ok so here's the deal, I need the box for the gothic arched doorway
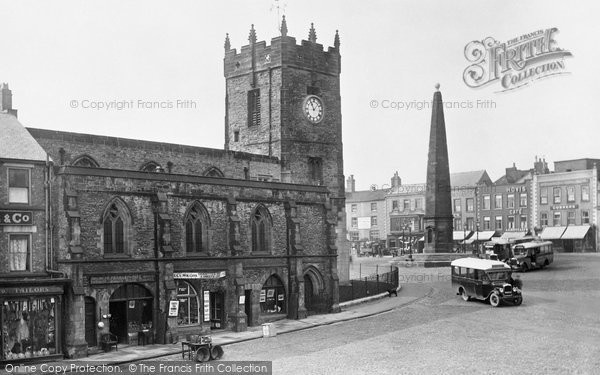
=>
[109,284,153,343]
[304,274,314,311]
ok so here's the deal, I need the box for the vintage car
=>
[450,257,522,307]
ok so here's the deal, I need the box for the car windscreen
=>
[513,247,528,256]
[486,271,509,281]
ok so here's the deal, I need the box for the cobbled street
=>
[155,254,599,374]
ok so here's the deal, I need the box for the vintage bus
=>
[509,241,554,272]
[450,258,522,307]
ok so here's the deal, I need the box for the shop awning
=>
[469,231,496,241]
[453,231,473,241]
[560,225,591,240]
[500,231,528,240]
[417,236,424,242]
[540,226,567,240]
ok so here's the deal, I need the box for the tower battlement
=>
[224,21,340,78]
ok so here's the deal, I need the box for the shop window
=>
[251,205,271,252]
[176,281,199,326]
[102,199,131,255]
[9,234,30,272]
[185,202,210,253]
[1,298,58,360]
[72,155,99,168]
[261,275,286,314]
[8,168,30,204]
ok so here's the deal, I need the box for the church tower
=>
[223,18,349,282]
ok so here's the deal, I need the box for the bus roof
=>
[450,257,511,271]
[512,241,554,249]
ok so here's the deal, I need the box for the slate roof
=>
[0,113,48,161]
[346,189,387,203]
[450,170,491,187]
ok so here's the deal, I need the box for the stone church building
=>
[0,18,348,361]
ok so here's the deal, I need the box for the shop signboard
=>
[0,211,33,225]
[203,291,210,322]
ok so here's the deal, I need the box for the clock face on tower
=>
[302,95,324,124]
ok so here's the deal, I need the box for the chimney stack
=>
[346,175,355,193]
[391,171,401,188]
[0,83,17,117]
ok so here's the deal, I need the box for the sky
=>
[1,0,598,191]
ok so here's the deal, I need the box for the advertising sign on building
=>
[168,300,179,317]
[203,291,210,322]
[357,217,371,229]
[173,271,226,279]
[0,211,33,225]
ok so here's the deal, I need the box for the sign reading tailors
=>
[203,291,210,322]
[1,211,33,225]
[168,301,179,317]
[173,271,226,279]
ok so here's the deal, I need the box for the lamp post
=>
[463,222,467,254]
[476,221,480,258]
[408,223,413,261]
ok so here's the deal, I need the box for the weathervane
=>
[270,0,287,32]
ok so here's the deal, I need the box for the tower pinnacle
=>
[308,23,317,43]
[249,24,257,44]
[334,30,340,49]
[224,33,231,51]
[280,15,288,36]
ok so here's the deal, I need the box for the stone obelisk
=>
[423,84,453,253]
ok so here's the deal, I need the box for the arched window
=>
[203,167,224,178]
[251,205,271,253]
[261,275,286,314]
[72,155,99,168]
[176,281,200,326]
[185,202,210,253]
[140,161,163,173]
[102,199,131,254]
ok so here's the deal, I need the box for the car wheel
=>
[521,263,528,272]
[514,296,523,306]
[489,292,501,307]
[460,288,470,302]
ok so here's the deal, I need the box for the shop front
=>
[260,275,286,321]
[108,284,153,344]
[0,282,66,363]
[172,271,227,336]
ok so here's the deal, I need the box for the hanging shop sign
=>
[173,271,226,280]
[203,291,210,322]
[0,211,33,225]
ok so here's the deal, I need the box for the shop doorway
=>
[210,292,225,330]
[84,297,97,347]
[109,284,153,344]
[244,290,252,326]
